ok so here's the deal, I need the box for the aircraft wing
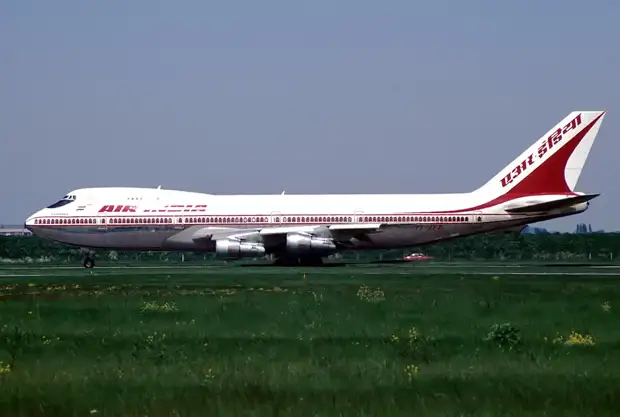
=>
[325,223,384,241]
[190,223,384,245]
[260,223,383,237]
[504,193,600,213]
[191,227,263,242]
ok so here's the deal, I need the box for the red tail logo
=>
[500,113,582,188]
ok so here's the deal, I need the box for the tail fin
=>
[474,111,606,199]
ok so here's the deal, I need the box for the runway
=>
[3,262,620,279]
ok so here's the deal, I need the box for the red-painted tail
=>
[474,111,607,199]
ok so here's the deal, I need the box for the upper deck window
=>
[46,194,76,209]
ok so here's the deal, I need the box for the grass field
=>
[0,262,619,416]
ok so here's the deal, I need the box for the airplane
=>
[25,110,606,268]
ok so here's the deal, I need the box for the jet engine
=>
[286,232,337,255]
[215,239,266,259]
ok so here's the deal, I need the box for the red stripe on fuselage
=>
[31,211,515,229]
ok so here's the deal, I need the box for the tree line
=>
[1,232,620,264]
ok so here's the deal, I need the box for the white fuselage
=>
[24,187,588,254]
[22,110,606,263]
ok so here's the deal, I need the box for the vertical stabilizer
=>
[474,111,606,199]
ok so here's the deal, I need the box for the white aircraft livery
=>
[25,111,606,267]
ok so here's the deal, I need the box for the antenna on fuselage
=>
[281,190,285,195]
[156,185,161,190]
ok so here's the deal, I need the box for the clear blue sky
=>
[2,0,619,231]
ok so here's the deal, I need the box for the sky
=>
[1,0,619,231]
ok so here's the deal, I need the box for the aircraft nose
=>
[24,211,40,230]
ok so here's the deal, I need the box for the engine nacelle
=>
[286,233,337,255]
[215,239,266,259]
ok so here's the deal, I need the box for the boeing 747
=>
[25,111,606,267]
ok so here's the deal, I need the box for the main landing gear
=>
[80,248,96,268]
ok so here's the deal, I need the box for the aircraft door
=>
[270,211,281,225]
[472,211,484,230]
[174,216,184,230]
[97,215,107,232]
[474,211,483,223]
[354,210,364,223]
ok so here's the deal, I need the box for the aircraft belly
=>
[351,219,534,249]
[103,228,177,250]
[351,224,457,248]
[28,227,110,249]
[29,226,177,251]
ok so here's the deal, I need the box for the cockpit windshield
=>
[46,194,76,209]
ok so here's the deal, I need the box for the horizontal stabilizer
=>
[504,193,600,213]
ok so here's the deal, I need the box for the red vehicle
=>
[403,252,433,261]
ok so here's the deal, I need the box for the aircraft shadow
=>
[238,262,349,268]
[237,259,409,267]
[237,261,605,268]
[539,263,606,267]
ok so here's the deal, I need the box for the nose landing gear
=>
[80,247,96,268]
[83,257,95,268]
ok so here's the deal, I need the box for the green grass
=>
[0,264,619,416]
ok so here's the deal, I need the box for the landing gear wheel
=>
[83,258,95,269]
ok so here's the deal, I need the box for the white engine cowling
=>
[215,239,266,259]
[286,232,337,255]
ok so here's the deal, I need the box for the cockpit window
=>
[46,194,76,209]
